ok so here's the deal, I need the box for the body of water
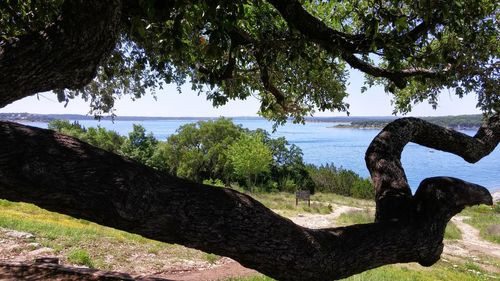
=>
[26,118,500,192]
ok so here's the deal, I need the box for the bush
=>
[307,163,374,199]
[351,178,375,199]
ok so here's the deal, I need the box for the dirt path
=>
[444,216,500,259]
[288,204,364,229]
[158,258,257,281]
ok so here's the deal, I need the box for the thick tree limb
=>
[0,121,493,280]
[0,0,121,107]
[267,0,449,87]
[342,54,450,89]
[366,114,500,222]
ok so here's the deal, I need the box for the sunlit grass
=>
[222,261,499,281]
[444,221,462,240]
[336,209,374,225]
[461,203,500,243]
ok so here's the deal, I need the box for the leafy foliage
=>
[120,124,159,166]
[4,1,497,122]
[307,163,374,199]
[48,118,372,196]
[48,120,124,153]
[227,132,273,189]
[155,118,245,183]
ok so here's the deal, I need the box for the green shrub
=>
[307,163,374,199]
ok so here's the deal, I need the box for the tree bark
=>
[0,0,122,107]
[0,121,493,280]
[366,115,500,222]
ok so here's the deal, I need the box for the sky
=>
[0,69,481,117]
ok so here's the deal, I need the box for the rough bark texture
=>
[0,0,121,107]
[0,1,498,280]
[0,121,493,280]
[0,261,169,281]
[366,115,500,222]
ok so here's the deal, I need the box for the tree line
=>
[336,114,484,129]
[48,118,373,199]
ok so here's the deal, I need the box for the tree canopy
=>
[1,0,498,123]
[0,1,499,280]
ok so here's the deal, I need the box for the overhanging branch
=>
[266,0,450,87]
[366,114,500,222]
[0,121,491,280]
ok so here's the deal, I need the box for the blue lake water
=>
[26,118,500,192]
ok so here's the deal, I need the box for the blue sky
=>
[0,69,481,117]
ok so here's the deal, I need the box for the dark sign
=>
[295,190,310,206]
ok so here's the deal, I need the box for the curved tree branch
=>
[0,0,121,107]
[0,121,492,280]
[342,54,450,89]
[266,0,450,87]
[366,114,500,222]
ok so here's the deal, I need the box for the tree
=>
[261,132,311,192]
[155,118,245,182]
[227,133,273,188]
[0,1,499,280]
[120,124,159,166]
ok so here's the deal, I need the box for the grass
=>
[67,249,94,268]
[444,221,462,240]
[221,261,498,281]
[312,193,375,208]
[203,253,221,264]
[336,209,374,225]
[340,262,495,281]
[0,199,215,272]
[239,190,333,216]
[461,203,500,243]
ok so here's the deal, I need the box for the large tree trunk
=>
[0,120,495,280]
[0,0,121,107]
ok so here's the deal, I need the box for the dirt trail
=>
[444,216,500,259]
[288,204,364,229]
[158,258,257,281]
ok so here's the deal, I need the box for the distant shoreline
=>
[330,114,483,131]
[332,124,481,131]
[0,113,484,131]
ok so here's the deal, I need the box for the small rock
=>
[28,247,54,256]
[4,230,35,239]
[486,224,500,236]
[27,242,41,249]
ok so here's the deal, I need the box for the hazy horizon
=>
[0,69,482,118]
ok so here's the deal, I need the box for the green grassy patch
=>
[336,209,374,226]
[0,199,215,272]
[461,203,500,243]
[203,253,221,264]
[240,191,332,216]
[233,189,374,216]
[444,221,462,240]
[341,262,494,281]
[67,249,94,268]
[222,261,498,281]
